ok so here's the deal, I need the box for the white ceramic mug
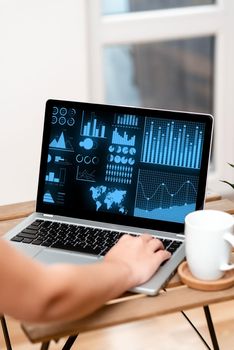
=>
[185,209,234,280]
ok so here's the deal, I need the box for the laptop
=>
[4,99,213,295]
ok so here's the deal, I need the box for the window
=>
[103,37,214,114]
[102,0,215,15]
[86,0,234,194]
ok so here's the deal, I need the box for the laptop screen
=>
[37,100,213,233]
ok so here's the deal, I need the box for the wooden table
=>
[0,197,234,350]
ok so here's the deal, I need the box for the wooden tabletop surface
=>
[0,196,234,344]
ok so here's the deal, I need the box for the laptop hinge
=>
[42,214,54,218]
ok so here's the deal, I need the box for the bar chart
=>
[112,128,136,146]
[115,113,139,127]
[81,111,106,138]
[141,119,205,169]
[45,169,66,184]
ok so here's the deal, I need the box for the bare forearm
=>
[0,234,170,323]
[37,261,132,323]
[0,241,131,323]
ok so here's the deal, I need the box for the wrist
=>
[102,258,135,291]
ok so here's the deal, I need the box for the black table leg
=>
[181,310,211,349]
[203,305,220,350]
[61,334,79,350]
[0,315,12,350]
[40,334,78,350]
[40,341,51,350]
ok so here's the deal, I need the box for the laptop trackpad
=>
[35,249,99,265]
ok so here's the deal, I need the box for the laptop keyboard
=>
[11,220,182,257]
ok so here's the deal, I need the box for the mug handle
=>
[220,232,234,271]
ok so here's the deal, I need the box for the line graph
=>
[76,166,96,182]
[134,169,199,223]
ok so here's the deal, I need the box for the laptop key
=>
[41,240,53,247]
[51,241,75,250]
[30,220,42,227]
[32,239,43,245]
[22,238,33,243]
[21,228,38,234]
[162,239,173,249]
[41,221,52,228]
[51,241,101,256]
[169,241,182,248]
[11,236,23,242]
[39,227,49,235]
[167,241,182,254]
[18,232,38,239]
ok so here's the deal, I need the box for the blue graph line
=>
[134,169,199,223]
[138,179,197,207]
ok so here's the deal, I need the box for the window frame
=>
[86,0,234,195]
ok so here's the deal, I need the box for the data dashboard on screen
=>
[39,101,208,224]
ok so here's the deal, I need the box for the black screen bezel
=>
[36,99,213,234]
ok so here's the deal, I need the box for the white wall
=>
[0,0,88,205]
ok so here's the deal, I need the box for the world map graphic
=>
[90,186,127,213]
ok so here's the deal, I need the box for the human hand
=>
[104,234,171,287]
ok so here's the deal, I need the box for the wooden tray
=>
[178,261,234,291]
